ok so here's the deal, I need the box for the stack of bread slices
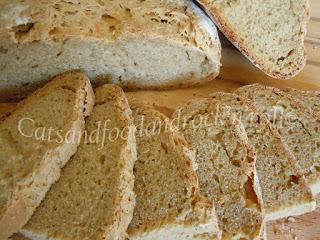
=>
[1,71,319,240]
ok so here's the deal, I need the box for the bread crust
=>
[0,71,94,239]
[196,0,310,79]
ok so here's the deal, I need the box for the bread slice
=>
[236,84,320,195]
[173,99,263,240]
[284,88,320,119]
[128,103,221,240]
[18,84,136,240]
[0,71,94,239]
[195,0,310,79]
[210,92,315,221]
[0,0,221,100]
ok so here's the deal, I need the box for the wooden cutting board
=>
[1,1,319,239]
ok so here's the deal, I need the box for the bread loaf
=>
[128,103,221,240]
[173,99,263,240]
[0,0,221,100]
[210,92,316,221]
[195,0,310,79]
[20,85,136,240]
[0,71,94,239]
[236,84,320,195]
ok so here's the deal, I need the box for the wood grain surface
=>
[1,1,319,239]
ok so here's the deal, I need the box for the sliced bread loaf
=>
[173,99,263,240]
[0,0,221,100]
[128,103,221,240]
[236,84,320,195]
[284,88,320,119]
[0,71,94,239]
[210,92,315,221]
[19,85,136,240]
[195,0,310,79]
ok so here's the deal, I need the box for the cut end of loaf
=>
[0,37,220,99]
[197,0,310,79]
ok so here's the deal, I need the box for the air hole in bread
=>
[125,7,132,18]
[0,46,8,54]
[56,51,63,57]
[231,160,241,168]
[61,85,76,93]
[22,82,31,87]
[289,175,300,186]
[222,217,228,225]
[212,174,219,184]
[97,0,105,6]
[49,27,59,36]
[11,23,34,41]
[160,142,168,154]
[94,101,107,106]
[244,177,259,209]
[99,155,106,165]
[101,13,118,21]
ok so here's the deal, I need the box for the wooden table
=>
[1,1,319,239]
